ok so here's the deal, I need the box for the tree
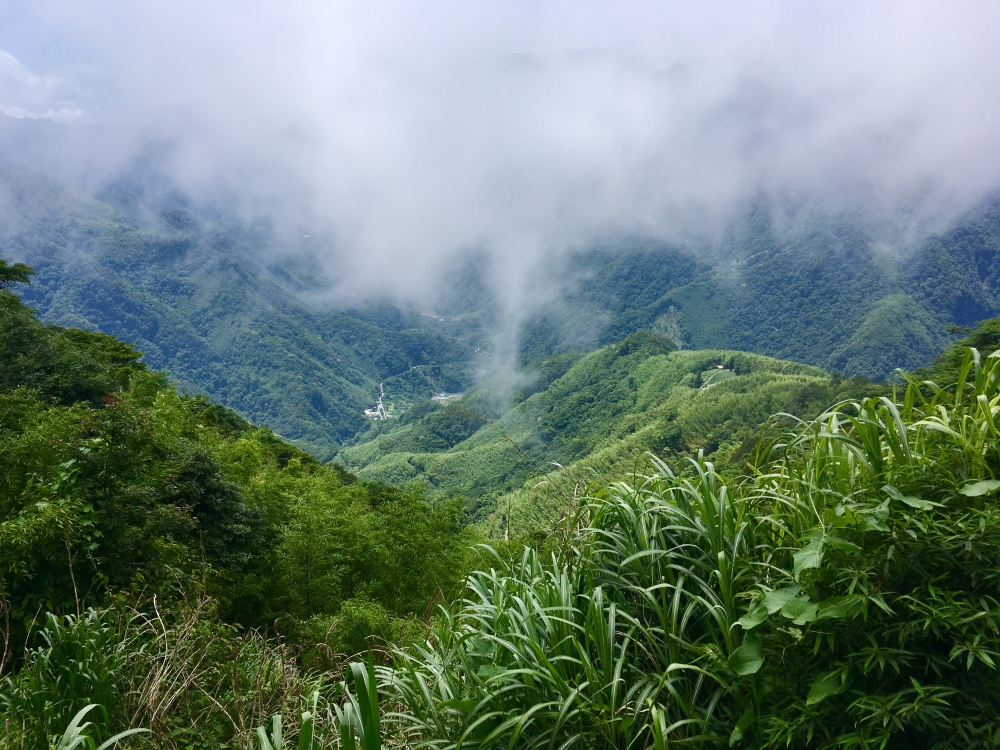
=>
[0,259,34,289]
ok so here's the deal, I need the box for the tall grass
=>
[1,598,327,749]
[52,706,146,750]
[389,453,758,748]
[388,347,1000,747]
[1,609,130,748]
[743,348,1000,746]
[250,660,384,750]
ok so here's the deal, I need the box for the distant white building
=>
[432,392,464,404]
[365,383,392,419]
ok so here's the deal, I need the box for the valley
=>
[0,60,1000,750]
[4,160,1000,463]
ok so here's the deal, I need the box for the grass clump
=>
[386,346,1000,748]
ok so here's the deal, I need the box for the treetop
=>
[0,259,35,289]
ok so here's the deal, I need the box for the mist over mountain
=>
[4,2,1000,301]
[3,2,1000,452]
[4,150,999,457]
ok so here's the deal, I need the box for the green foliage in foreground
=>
[53,705,146,750]
[386,347,1000,748]
[7,248,1000,746]
[6,332,1000,747]
[0,284,474,747]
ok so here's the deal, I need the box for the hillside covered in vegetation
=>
[5,256,1000,748]
[340,329,880,531]
[0,275,475,746]
[520,195,1000,380]
[4,161,1000,458]
[0,165,484,458]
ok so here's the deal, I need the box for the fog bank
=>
[2,1,1000,312]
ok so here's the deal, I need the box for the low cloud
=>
[3,1,1000,315]
[0,50,85,123]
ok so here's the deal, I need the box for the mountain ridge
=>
[4,157,1000,454]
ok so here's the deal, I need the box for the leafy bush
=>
[748,350,1000,746]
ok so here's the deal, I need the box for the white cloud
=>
[5,1,1000,310]
[0,49,86,123]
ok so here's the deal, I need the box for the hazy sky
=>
[2,1,1000,303]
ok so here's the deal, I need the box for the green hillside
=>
[0,282,475,746]
[6,265,999,747]
[339,330,880,529]
[0,165,481,456]
[388,343,1000,748]
[520,198,1000,379]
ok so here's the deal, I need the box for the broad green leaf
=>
[824,507,851,527]
[815,595,858,621]
[762,586,800,614]
[825,536,861,552]
[959,479,1000,497]
[780,596,818,625]
[298,711,315,750]
[729,707,755,747]
[729,636,763,676]
[860,501,891,532]
[257,727,276,750]
[806,672,847,705]
[738,606,768,630]
[898,495,941,509]
[793,541,823,579]
[650,706,668,750]
[884,484,941,509]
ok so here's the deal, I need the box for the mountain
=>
[0,163,482,457]
[520,197,1000,379]
[4,140,1000,456]
[339,330,881,530]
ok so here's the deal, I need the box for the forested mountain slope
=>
[4,148,1000,457]
[0,165,480,456]
[0,284,473,744]
[521,197,1000,379]
[339,330,879,526]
